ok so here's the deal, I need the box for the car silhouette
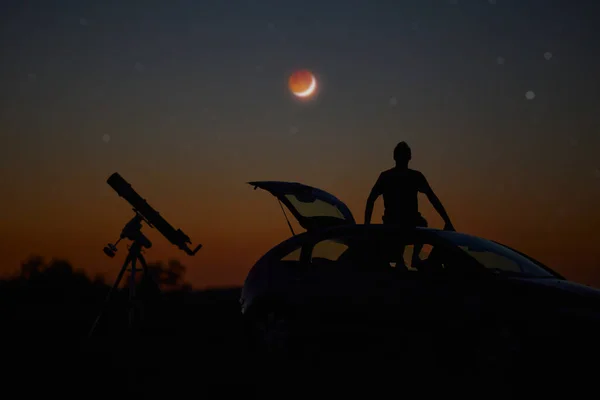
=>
[240,181,600,374]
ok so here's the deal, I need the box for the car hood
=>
[513,277,600,299]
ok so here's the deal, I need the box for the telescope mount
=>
[88,210,156,337]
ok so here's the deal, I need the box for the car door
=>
[285,228,488,353]
[376,231,494,345]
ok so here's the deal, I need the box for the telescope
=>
[106,172,202,256]
[89,172,202,337]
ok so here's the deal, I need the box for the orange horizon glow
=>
[2,166,599,290]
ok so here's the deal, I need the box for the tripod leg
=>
[128,256,137,331]
[88,253,133,338]
[136,253,161,332]
[138,253,149,276]
[138,253,159,290]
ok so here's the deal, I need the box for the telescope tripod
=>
[88,213,155,338]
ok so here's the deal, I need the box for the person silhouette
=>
[364,141,455,268]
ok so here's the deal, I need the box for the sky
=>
[1,0,599,289]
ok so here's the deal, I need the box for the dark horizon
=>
[5,253,247,292]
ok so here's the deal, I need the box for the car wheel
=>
[263,310,292,355]
[474,322,523,376]
[247,306,294,360]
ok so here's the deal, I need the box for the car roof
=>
[277,223,471,245]
[319,223,455,237]
[317,224,524,252]
[260,223,564,280]
[309,224,561,274]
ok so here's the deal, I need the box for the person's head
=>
[393,141,412,166]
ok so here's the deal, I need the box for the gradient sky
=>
[1,0,599,289]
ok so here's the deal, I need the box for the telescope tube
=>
[107,173,198,254]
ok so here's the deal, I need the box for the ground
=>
[2,286,598,397]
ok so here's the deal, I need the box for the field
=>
[2,259,599,397]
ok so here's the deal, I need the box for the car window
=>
[308,233,464,274]
[395,243,434,270]
[284,194,346,219]
[435,231,555,278]
[281,247,301,261]
[387,241,464,274]
[459,246,521,273]
[310,239,349,262]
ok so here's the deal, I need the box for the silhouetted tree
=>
[164,259,186,287]
[20,255,45,279]
[181,283,192,292]
[93,274,106,286]
[14,255,191,297]
[132,258,189,291]
[12,255,108,300]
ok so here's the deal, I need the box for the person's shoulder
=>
[379,168,394,178]
[408,168,427,181]
[407,168,425,176]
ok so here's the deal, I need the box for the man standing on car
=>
[364,141,455,266]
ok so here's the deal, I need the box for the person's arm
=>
[364,175,383,224]
[418,173,455,231]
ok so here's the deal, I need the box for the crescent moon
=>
[294,75,317,98]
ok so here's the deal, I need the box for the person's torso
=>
[379,167,422,222]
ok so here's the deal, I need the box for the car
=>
[240,180,600,376]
